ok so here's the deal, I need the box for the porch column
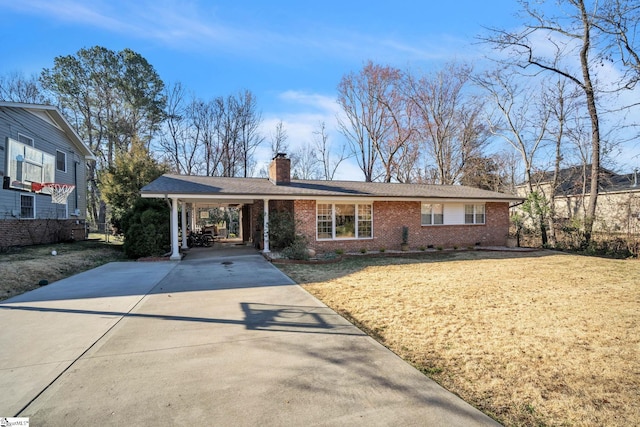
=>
[170,197,181,260]
[263,199,270,253]
[191,204,197,232]
[238,205,243,242]
[180,202,188,250]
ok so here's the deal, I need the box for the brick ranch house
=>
[141,154,523,260]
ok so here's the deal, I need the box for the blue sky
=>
[0,0,637,178]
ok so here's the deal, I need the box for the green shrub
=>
[401,225,409,244]
[335,249,344,255]
[281,235,310,260]
[268,211,296,250]
[122,198,170,258]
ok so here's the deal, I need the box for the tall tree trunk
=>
[579,0,600,244]
[547,138,561,247]
[526,170,548,246]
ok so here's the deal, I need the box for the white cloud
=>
[0,0,471,67]
[0,0,134,33]
[0,0,258,51]
[255,90,363,180]
[278,91,341,116]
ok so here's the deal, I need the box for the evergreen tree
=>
[101,137,168,232]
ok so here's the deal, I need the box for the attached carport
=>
[140,189,272,260]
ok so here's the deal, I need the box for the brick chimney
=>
[269,153,291,185]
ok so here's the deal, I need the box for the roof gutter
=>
[141,191,523,204]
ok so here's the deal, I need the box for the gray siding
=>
[0,106,88,220]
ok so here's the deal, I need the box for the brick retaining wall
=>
[0,219,86,247]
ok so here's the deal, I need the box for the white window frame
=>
[20,194,35,219]
[465,204,486,224]
[421,203,444,226]
[316,202,373,240]
[56,150,67,173]
[6,138,55,191]
[18,133,34,146]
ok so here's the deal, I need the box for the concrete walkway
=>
[0,247,499,426]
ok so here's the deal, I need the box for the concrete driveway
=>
[0,247,499,426]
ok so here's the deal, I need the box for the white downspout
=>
[170,197,181,260]
[263,199,270,253]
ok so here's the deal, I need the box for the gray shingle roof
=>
[529,165,640,196]
[141,174,522,202]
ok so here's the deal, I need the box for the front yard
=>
[0,240,126,301]
[277,250,639,427]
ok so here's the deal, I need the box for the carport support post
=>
[238,205,243,242]
[263,199,270,253]
[180,202,188,250]
[170,197,181,260]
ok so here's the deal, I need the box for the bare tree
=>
[371,67,414,182]
[191,98,221,176]
[235,90,264,177]
[597,1,640,91]
[158,88,263,178]
[481,0,640,242]
[494,149,522,194]
[475,70,549,188]
[539,79,584,246]
[312,121,349,180]
[292,143,320,180]
[0,71,50,103]
[406,63,488,185]
[337,61,401,182]
[392,137,421,183]
[270,120,289,158]
[158,82,201,174]
[460,156,505,192]
[475,69,551,243]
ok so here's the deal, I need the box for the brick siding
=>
[268,157,291,185]
[0,219,86,247]
[294,200,510,253]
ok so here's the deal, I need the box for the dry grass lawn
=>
[0,240,126,301]
[277,250,640,427]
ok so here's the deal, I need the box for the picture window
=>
[317,203,373,240]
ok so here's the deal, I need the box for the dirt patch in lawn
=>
[0,240,127,301]
[278,250,640,427]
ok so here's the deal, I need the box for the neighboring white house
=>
[0,102,95,246]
